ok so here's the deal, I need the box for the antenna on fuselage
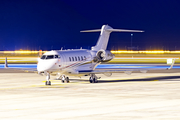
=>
[61,47,63,51]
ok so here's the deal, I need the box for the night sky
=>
[0,0,180,50]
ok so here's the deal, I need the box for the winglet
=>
[4,57,8,68]
[167,59,176,70]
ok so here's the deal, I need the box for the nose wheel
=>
[44,72,70,85]
[45,81,51,85]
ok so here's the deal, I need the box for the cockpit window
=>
[54,55,60,59]
[41,55,46,59]
[40,55,60,60]
[46,55,54,59]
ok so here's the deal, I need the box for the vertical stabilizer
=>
[81,25,144,51]
[91,25,113,51]
[5,57,8,68]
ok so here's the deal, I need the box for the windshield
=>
[41,55,60,59]
[41,55,46,59]
[46,55,54,59]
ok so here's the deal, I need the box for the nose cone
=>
[37,59,58,72]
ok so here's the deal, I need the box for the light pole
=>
[131,34,133,50]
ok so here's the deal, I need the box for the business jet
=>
[35,25,176,85]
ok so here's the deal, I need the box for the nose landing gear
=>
[45,72,51,85]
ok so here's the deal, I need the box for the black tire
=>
[66,77,70,83]
[90,80,93,83]
[93,78,98,83]
[93,78,96,83]
[89,77,93,83]
[45,81,48,85]
[48,81,51,85]
[62,80,64,83]
[45,81,51,85]
[47,81,51,85]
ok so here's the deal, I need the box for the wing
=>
[3,57,37,73]
[79,59,176,75]
[4,68,37,73]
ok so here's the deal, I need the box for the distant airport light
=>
[1,50,180,54]
[3,50,48,54]
[111,50,180,54]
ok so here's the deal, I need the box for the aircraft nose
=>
[37,62,46,72]
[37,60,58,72]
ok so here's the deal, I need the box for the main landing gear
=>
[89,74,99,83]
[45,73,70,85]
[61,75,70,83]
[56,74,70,83]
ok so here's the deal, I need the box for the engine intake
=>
[94,50,114,62]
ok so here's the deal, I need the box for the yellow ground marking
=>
[0,83,67,90]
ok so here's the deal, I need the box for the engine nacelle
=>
[94,50,114,62]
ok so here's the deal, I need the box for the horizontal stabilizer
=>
[81,28,144,33]
[80,29,101,32]
[81,25,144,51]
[106,29,144,33]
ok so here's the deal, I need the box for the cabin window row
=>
[69,56,86,62]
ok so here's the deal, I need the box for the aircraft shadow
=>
[70,75,180,83]
[98,76,180,83]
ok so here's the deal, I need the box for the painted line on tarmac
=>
[0,83,69,90]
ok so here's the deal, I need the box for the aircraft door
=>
[59,53,66,68]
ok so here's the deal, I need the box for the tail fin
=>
[81,25,144,51]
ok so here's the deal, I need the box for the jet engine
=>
[93,50,114,62]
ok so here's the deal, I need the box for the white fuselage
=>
[37,49,101,76]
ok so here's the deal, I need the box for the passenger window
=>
[69,57,71,61]
[46,55,54,59]
[81,56,83,60]
[72,57,74,61]
[78,56,80,61]
[75,57,77,61]
[84,56,86,60]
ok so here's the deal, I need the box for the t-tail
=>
[81,25,144,51]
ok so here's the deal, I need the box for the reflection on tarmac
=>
[0,64,180,69]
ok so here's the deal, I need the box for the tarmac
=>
[0,69,180,120]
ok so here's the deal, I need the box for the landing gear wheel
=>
[89,77,93,83]
[66,77,70,83]
[45,81,48,85]
[45,81,51,85]
[62,80,64,83]
[93,78,98,83]
[48,81,51,85]
[89,74,99,83]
